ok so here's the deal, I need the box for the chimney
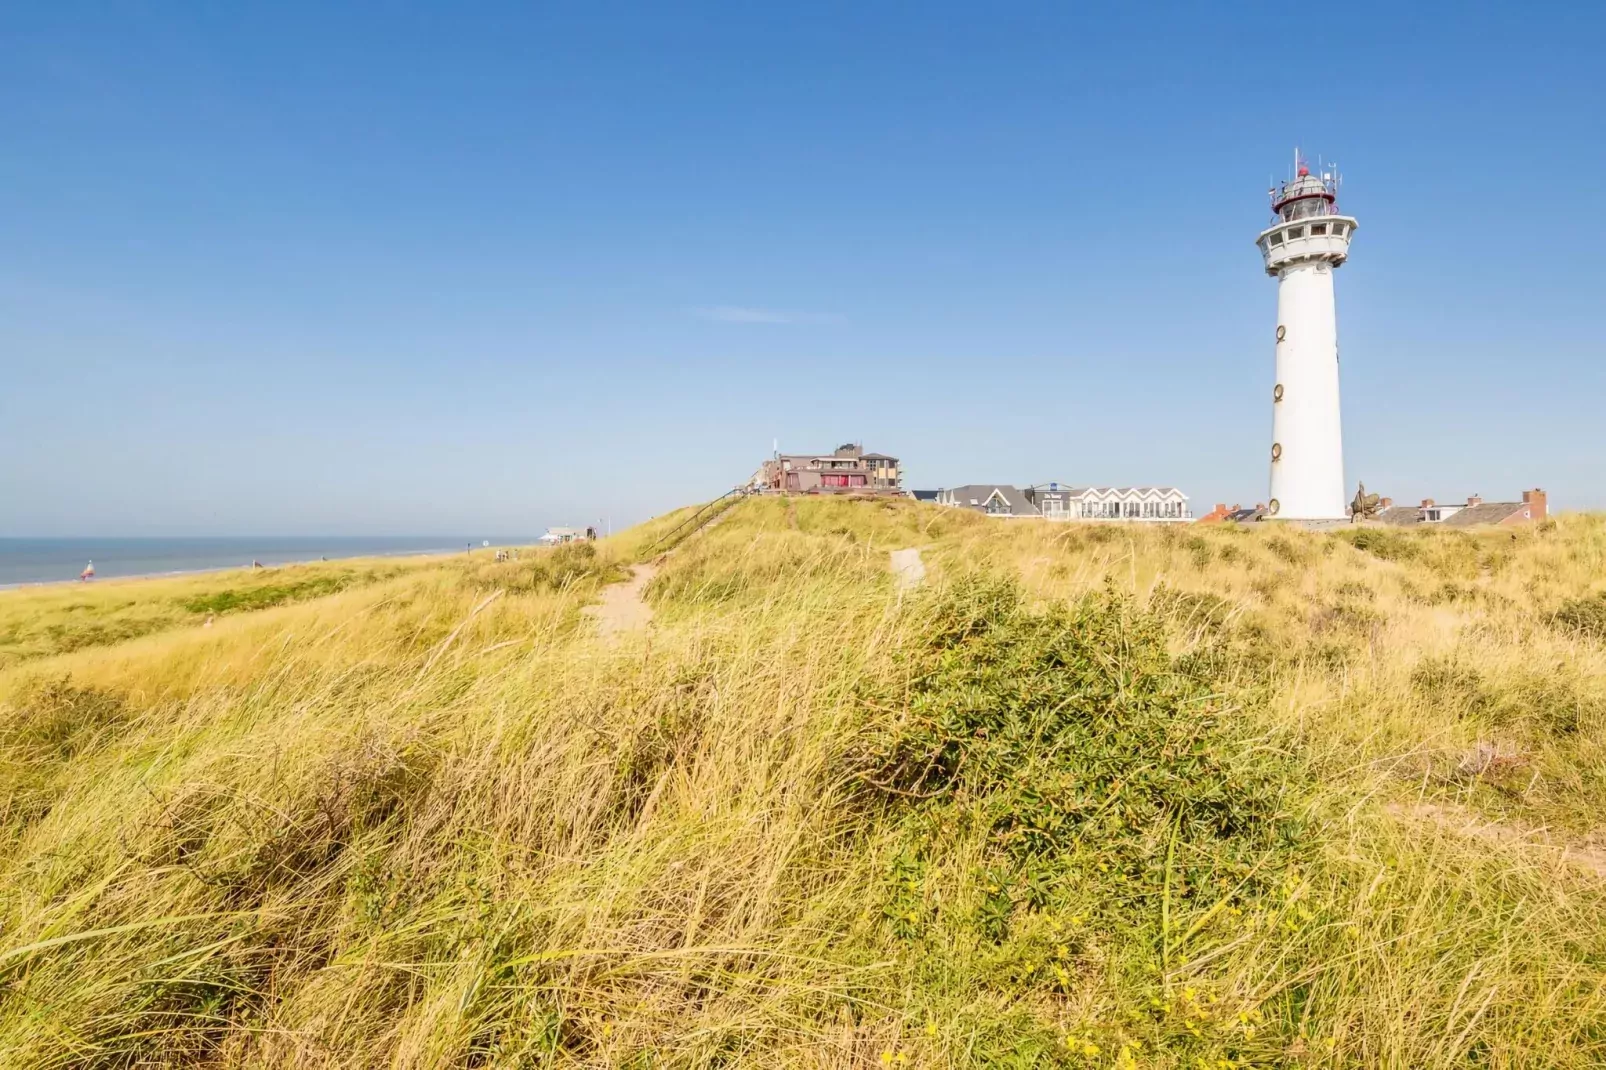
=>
[1466,495,1483,507]
[1522,488,1548,520]
[1421,498,1435,509]
[1379,497,1393,508]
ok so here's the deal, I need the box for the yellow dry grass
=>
[0,498,1603,1068]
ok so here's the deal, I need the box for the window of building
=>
[1310,223,1327,235]
[1269,231,1284,246]
[985,495,1011,516]
[1286,226,1304,239]
[1333,223,1347,236]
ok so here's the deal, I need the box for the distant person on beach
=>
[586,526,597,540]
[79,561,95,582]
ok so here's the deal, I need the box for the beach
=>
[0,536,533,588]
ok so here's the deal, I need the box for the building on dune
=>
[755,444,902,494]
[1376,489,1546,527]
[931,483,1191,521]
[1193,489,1548,527]
[1196,503,1268,524]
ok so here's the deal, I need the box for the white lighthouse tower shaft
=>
[1257,155,1357,520]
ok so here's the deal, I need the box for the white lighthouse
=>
[1256,152,1357,520]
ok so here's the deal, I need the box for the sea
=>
[0,537,534,588]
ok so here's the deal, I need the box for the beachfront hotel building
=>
[932,484,1191,521]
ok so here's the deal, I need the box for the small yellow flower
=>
[925,1021,938,1038]
[880,1051,894,1066]
[1081,1041,1101,1057]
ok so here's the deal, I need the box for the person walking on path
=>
[79,560,95,582]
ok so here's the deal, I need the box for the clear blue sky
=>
[3,2,1602,535]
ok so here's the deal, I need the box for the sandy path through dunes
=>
[581,563,658,641]
[890,547,925,590]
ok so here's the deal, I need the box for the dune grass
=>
[0,500,1604,1067]
[0,556,451,668]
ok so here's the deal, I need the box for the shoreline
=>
[0,544,481,592]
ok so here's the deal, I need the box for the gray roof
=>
[946,484,1040,515]
[909,489,940,502]
[1375,506,1423,526]
[1378,501,1529,527]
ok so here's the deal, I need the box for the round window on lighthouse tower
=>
[1274,384,1285,402]
[1271,442,1283,461]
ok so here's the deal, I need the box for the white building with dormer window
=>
[930,483,1191,521]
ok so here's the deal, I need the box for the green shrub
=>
[853,576,1310,961]
[180,573,360,615]
[1337,528,1419,561]
[460,542,622,594]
